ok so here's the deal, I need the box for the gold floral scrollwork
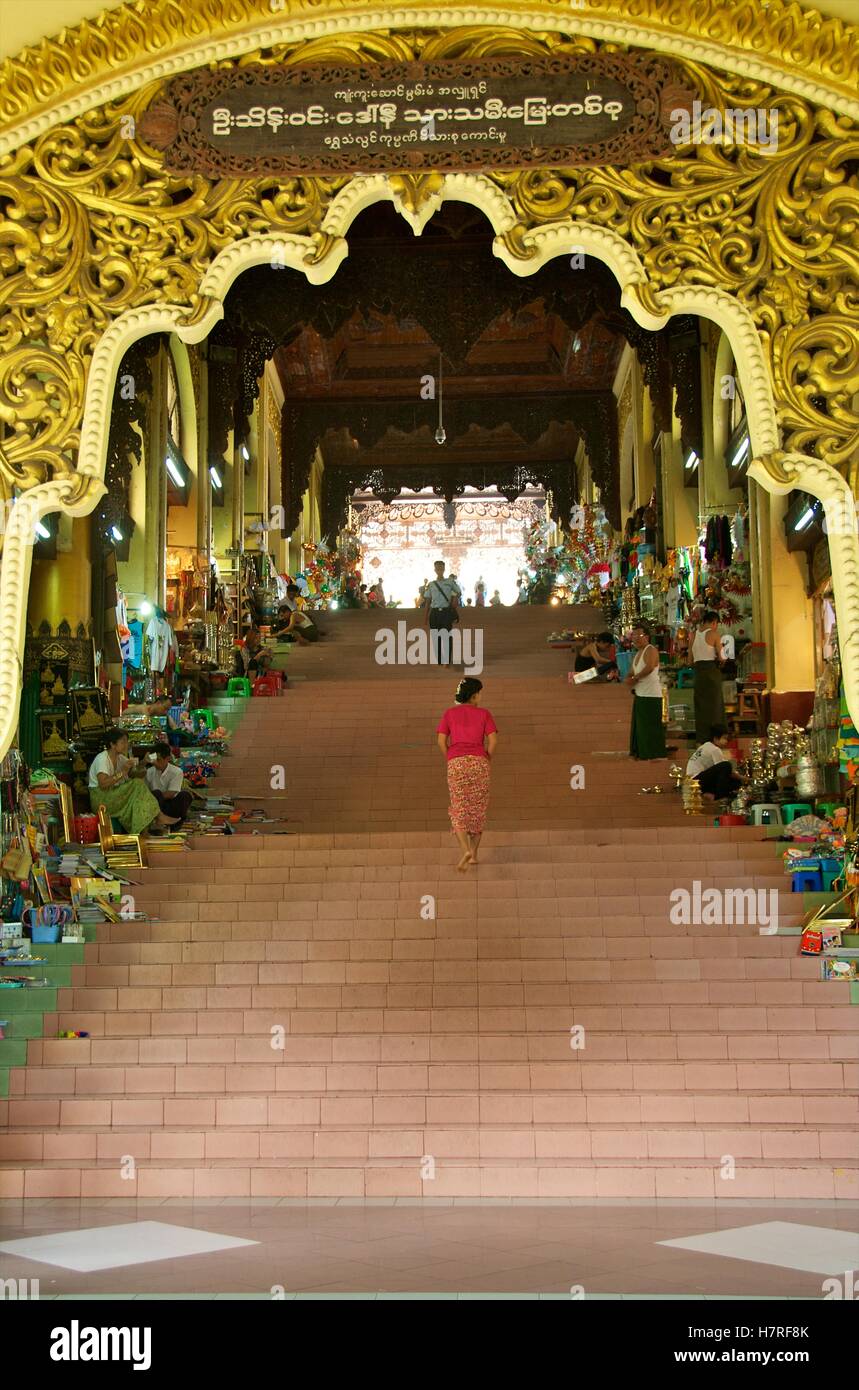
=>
[0,27,857,502]
[388,173,446,216]
[750,451,796,489]
[305,230,345,267]
[497,223,539,263]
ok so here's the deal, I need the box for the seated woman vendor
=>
[234,627,273,677]
[575,632,618,680]
[89,728,179,834]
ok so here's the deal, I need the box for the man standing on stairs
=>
[423,560,462,666]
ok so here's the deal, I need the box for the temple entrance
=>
[352,487,546,607]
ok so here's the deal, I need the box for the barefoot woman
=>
[436,677,498,870]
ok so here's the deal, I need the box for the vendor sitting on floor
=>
[686,724,742,800]
[273,586,320,644]
[234,627,273,677]
[574,631,619,681]
[89,728,179,834]
[145,742,193,827]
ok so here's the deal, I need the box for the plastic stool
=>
[816,801,839,820]
[819,858,842,891]
[676,668,695,689]
[192,707,216,730]
[791,869,823,892]
[781,802,812,824]
[226,677,251,697]
[252,674,280,697]
[751,803,783,826]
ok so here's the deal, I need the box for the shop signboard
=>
[139,53,693,177]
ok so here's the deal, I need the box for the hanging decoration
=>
[520,505,615,604]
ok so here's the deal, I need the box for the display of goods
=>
[796,754,823,799]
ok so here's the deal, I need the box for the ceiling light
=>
[572,335,582,353]
[435,351,446,446]
[684,450,699,471]
[794,505,816,533]
[34,521,50,540]
[209,466,223,489]
[240,444,250,461]
[729,435,750,470]
[111,525,124,542]
[139,600,153,617]
[165,456,185,487]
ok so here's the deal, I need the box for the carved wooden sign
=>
[140,54,692,176]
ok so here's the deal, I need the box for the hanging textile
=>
[145,612,176,673]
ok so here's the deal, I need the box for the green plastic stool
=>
[226,677,251,697]
[781,802,813,824]
[192,707,216,730]
[816,801,839,820]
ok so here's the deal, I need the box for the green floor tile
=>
[5,1013,46,1039]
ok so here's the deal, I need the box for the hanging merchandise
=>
[145,609,177,674]
[732,504,748,561]
[837,688,859,779]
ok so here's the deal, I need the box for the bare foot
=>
[156,812,181,827]
[456,853,474,872]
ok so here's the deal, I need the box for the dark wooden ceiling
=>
[272,202,625,403]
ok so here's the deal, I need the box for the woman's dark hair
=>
[105,727,127,749]
[702,609,719,623]
[455,677,483,704]
[597,631,615,644]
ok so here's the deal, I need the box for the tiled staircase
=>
[1,609,856,1198]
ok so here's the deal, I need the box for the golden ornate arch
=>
[1,9,858,757]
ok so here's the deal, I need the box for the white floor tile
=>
[659,1221,859,1275]
[0,1221,258,1272]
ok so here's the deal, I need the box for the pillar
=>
[751,482,815,693]
[27,516,92,630]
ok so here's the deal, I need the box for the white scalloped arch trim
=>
[2,171,858,761]
[1,2,858,157]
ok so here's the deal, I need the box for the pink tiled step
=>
[0,1157,855,1201]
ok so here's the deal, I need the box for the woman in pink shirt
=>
[436,677,499,871]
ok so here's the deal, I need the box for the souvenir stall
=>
[301,532,364,610]
[611,502,759,742]
[529,507,617,610]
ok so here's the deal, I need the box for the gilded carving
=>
[1,28,856,497]
[1,1,858,147]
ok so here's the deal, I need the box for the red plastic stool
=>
[73,814,99,844]
[252,673,283,697]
